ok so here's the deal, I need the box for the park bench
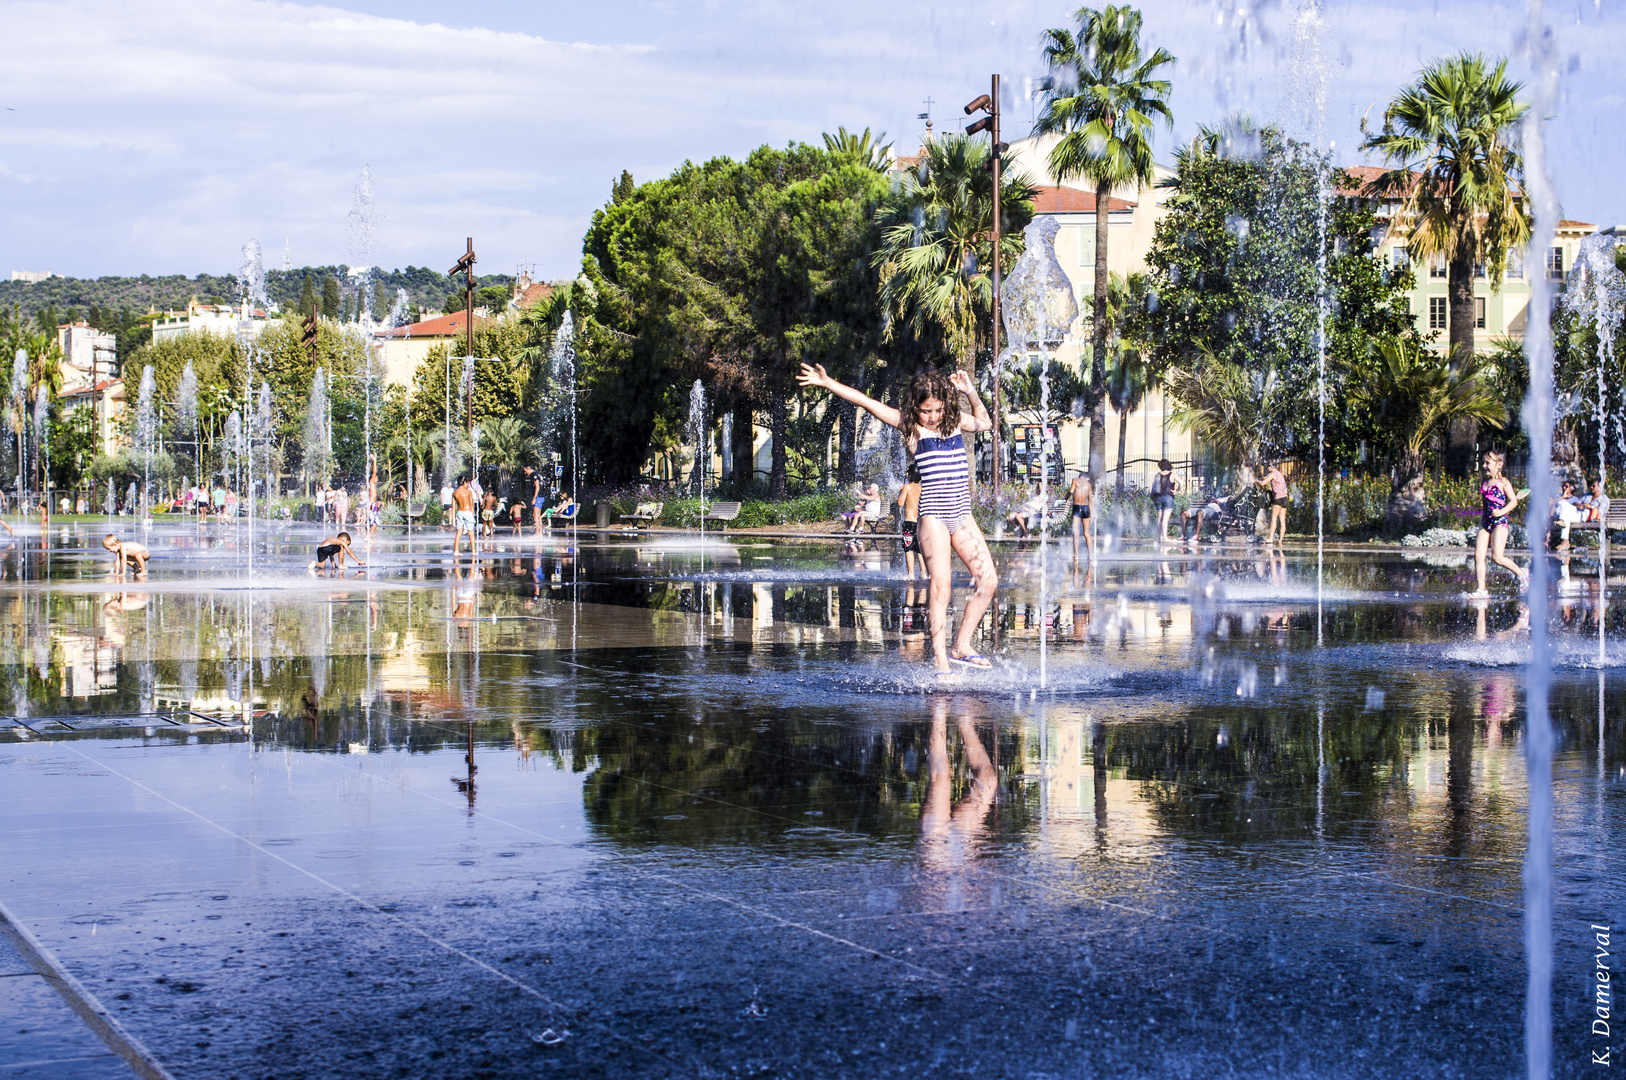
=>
[407,503,426,522]
[1562,500,1626,543]
[702,501,742,528]
[621,501,663,528]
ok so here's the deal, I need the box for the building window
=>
[1508,251,1524,279]
[1547,246,1565,279]
[1474,260,1486,279]
[1391,247,1411,272]
[1429,297,1448,330]
[1429,253,1447,278]
[1475,297,1487,329]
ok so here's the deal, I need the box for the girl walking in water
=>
[798,364,997,675]
[1472,450,1529,597]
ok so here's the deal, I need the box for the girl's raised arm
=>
[947,370,992,433]
[797,364,902,430]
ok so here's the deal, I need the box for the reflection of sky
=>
[2,0,1620,277]
[2,530,1623,1074]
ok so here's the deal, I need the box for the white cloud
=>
[0,0,1619,280]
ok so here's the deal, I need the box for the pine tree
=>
[612,170,635,204]
[300,274,316,317]
[321,276,340,318]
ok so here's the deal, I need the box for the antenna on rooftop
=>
[917,96,934,138]
[283,238,290,272]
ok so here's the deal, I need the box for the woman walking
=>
[798,363,997,675]
[1472,450,1528,597]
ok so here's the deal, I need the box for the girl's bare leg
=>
[918,516,954,672]
[1475,528,1491,592]
[1490,525,1527,584]
[948,517,998,660]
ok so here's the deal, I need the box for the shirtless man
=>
[102,534,149,578]
[452,476,478,555]
[310,531,365,572]
[1068,470,1094,564]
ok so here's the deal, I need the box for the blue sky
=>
[0,0,1619,281]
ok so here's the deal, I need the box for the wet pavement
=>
[0,521,1622,1078]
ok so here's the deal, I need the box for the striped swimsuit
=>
[914,431,972,535]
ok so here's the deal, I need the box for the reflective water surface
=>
[1,523,1621,1078]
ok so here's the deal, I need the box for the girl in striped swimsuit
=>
[798,363,998,675]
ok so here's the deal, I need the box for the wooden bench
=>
[620,501,663,528]
[702,501,742,528]
[1563,501,1625,541]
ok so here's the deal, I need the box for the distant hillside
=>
[0,265,514,321]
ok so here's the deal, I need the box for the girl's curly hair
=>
[898,368,961,437]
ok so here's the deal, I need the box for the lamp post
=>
[448,238,477,435]
[966,77,1008,493]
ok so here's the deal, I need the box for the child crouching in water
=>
[311,532,365,572]
[102,534,148,577]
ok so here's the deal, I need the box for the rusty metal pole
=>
[989,74,1003,497]
[464,237,475,436]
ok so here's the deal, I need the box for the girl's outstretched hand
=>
[797,363,830,390]
[947,370,974,396]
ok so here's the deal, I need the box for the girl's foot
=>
[1467,589,1490,600]
[948,651,992,669]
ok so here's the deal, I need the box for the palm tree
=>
[1097,272,1156,489]
[873,135,1036,482]
[822,127,892,172]
[1035,4,1175,481]
[1347,335,1508,531]
[478,414,542,496]
[1361,52,1529,476]
[1164,353,1271,479]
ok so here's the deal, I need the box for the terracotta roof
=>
[60,378,122,396]
[1032,186,1136,214]
[514,281,554,308]
[376,311,488,339]
[1559,219,1596,229]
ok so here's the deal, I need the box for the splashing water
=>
[305,368,331,489]
[1517,0,1561,1071]
[1001,216,1079,690]
[238,239,267,311]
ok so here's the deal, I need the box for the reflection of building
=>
[54,629,119,697]
[377,631,431,692]
[150,301,276,344]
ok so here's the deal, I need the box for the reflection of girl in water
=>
[919,698,998,873]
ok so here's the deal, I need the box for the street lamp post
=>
[966,77,1008,493]
[448,238,477,435]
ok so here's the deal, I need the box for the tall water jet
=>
[1001,216,1079,690]
[11,350,27,513]
[305,368,331,494]
[689,379,706,555]
[1568,230,1622,665]
[177,362,199,478]
[33,386,47,507]
[1517,2,1561,1072]
[550,312,577,508]
[136,365,157,524]
[225,410,242,511]
[238,239,268,312]
[347,166,379,323]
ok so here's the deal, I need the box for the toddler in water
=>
[310,532,365,573]
[102,534,148,578]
